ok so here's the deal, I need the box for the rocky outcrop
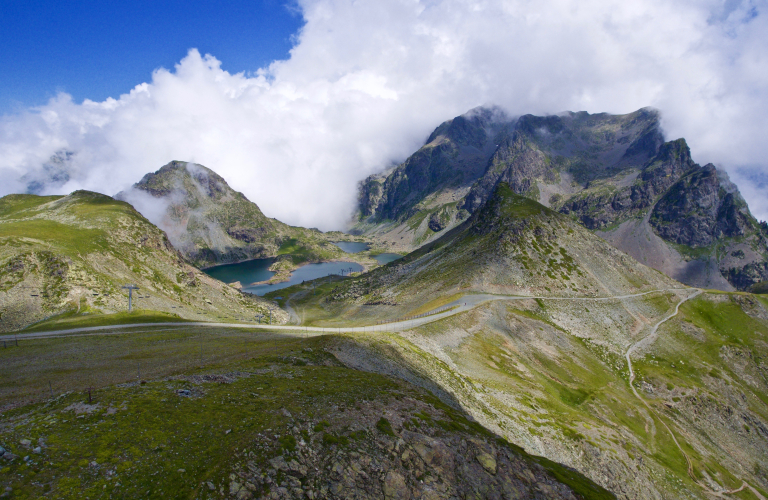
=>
[225,391,600,500]
[361,108,507,222]
[650,164,753,247]
[559,139,697,230]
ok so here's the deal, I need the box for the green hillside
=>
[0,191,283,332]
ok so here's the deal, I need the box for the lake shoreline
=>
[252,257,371,286]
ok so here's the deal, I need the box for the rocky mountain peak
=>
[117,161,276,266]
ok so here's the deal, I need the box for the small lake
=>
[203,259,363,296]
[203,258,275,286]
[373,253,402,265]
[333,241,370,253]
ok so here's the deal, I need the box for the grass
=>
[0,329,613,500]
[408,296,758,497]
[0,326,305,408]
[405,293,462,317]
[276,238,305,256]
[20,310,191,333]
[0,220,108,254]
[0,335,393,498]
[0,194,62,218]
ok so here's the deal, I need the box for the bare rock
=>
[383,471,410,500]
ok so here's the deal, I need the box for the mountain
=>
[338,183,676,318]
[354,107,508,249]
[120,161,278,266]
[118,161,371,272]
[0,190,283,332]
[288,183,768,499]
[356,107,768,291]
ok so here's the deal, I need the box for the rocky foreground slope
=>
[355,107,768,290]
[0,333,612,499]
[118,161,371,270]
[0,191,283,332]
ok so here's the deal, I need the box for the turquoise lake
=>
[203,258,363,296]
[373,253,402,264]
[332,241,370,253]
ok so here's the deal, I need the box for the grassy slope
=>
[0,330,612,500]
[0,191,282,333]
[324,290,768,499]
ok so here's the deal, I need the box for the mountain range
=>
[355,107,768,292]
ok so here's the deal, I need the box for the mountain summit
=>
[117,161,278,266]
[118,161,358,270]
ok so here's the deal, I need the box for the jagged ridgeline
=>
[0,191,280,332]
[118,161,350,268]
[356,107,768,291]
[324,183,676,321]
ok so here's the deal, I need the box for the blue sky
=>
[0,0,303,114]
[0,0,766,228]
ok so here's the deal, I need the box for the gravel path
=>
[1,287,690,341]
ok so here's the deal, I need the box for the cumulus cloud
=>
[1,0,767,228]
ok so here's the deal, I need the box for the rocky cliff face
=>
[357,107,768,290]
[359,107,507,221]
[649,165,753,247]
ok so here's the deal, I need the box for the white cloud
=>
[1,0,767,228]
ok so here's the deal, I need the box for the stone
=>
[19,439,31,448]
[330,481,344,496]
[269,456,290,472]
[281,408,293,419]
[237,489,253,500]
[407,433,454,476]
[383,471,410,500]
[206,481,215,491]
[476,452,497,475]
[32,447,42,454]
[229,479,243,495]
[288,459,307,477]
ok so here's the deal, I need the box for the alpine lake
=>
[202,241,401,296]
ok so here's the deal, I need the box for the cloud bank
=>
[1,0,767,228]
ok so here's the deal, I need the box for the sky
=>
[0,0,767,230]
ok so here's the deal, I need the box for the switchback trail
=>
[624,290,766,500]
[625,289,701,483]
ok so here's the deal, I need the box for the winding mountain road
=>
[0,288,690,341]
